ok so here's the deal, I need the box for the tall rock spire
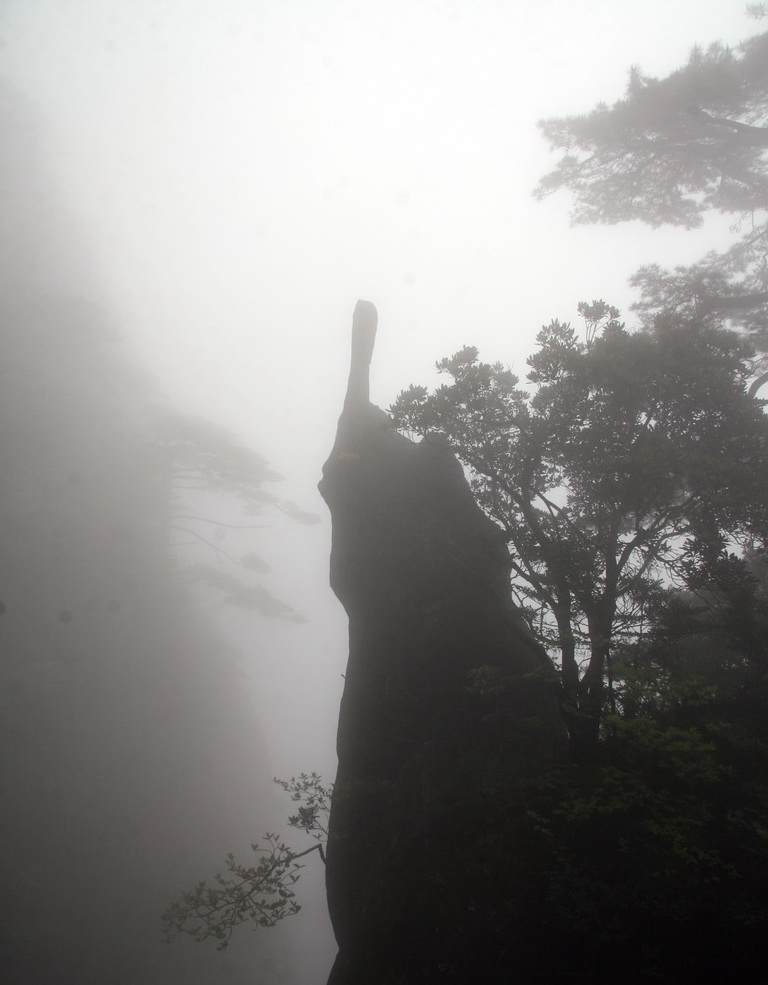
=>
[319,302,565,985]
[344,299,378,411]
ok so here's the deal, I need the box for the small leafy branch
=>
[274,771,332,851]
[161,773,331,950]
[160,834,302,950]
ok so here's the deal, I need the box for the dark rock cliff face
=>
[318,301,565,985]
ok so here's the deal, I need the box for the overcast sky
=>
[0,2,757,974]
[0,0,753,474]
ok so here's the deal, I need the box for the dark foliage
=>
[391,303,768,758]
[536,27,768,356]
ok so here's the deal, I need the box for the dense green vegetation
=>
[392,304,767,758]
[381,21,768,982]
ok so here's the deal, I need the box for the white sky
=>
[0,0,753,481]
[0,2,757,975]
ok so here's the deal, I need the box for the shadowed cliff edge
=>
[318,301,565,985]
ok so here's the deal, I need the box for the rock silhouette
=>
[319,301,564,984]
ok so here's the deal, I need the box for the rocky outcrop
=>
[319,301,565,985]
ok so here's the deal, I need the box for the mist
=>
[0,2,755,984]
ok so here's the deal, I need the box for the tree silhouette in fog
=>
[0,79,300,985]
[536,22,768,371]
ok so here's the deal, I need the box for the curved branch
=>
[170,526,240,564]
[172,513,267,529]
